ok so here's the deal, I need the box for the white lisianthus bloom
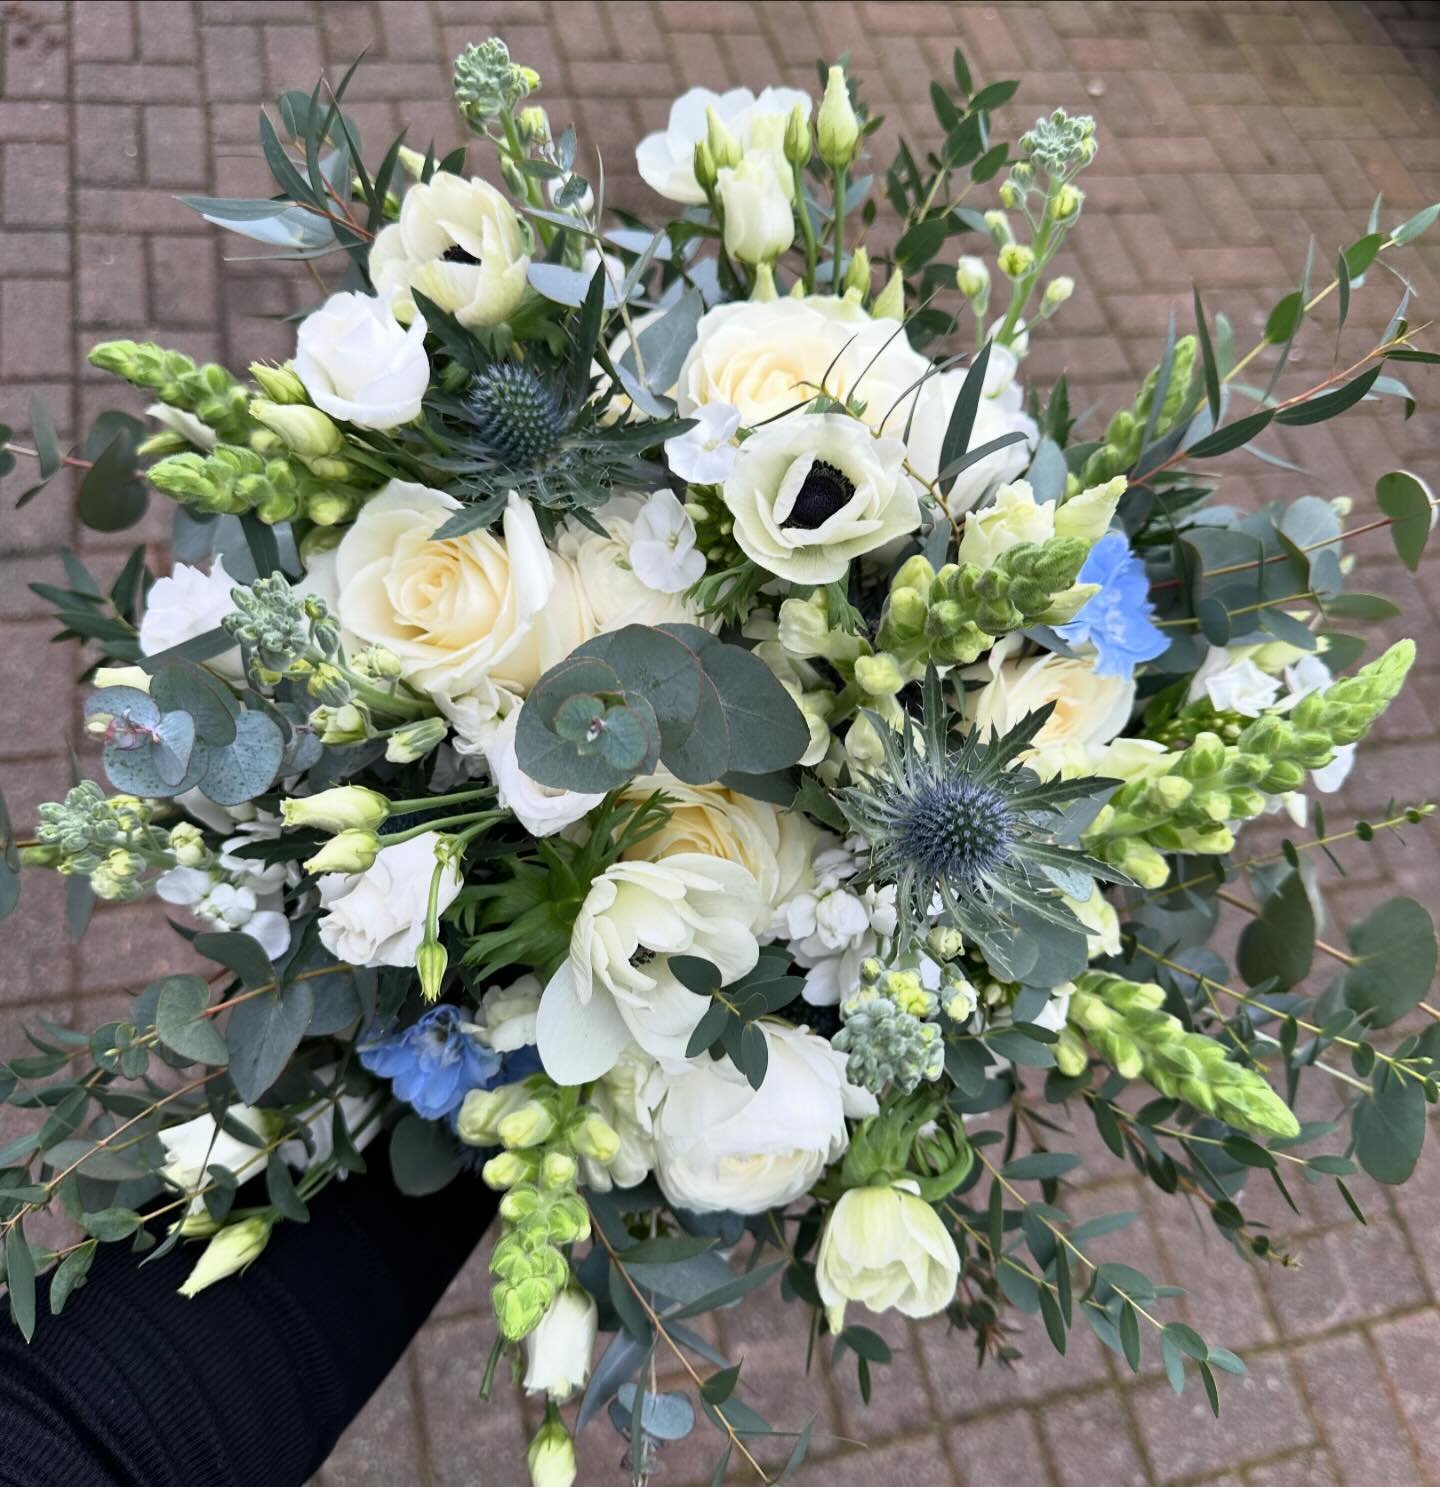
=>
[483,708,604,837]
[722,413,919,584]
[636,85,812,205]
[536,854,763,1084]
[816,1181,961,1330]
[316,833,462,969]
[717,151,795,264]
[956,475,1127,570]
[627,489,707,592]
[161,1107,270,1213]
[619,769,825,933]
[965,634,1135,765]
[139,557,243,679]
[323,480,589,726]
[293,291,429,431]
[676,297,1035,493]
[523,1288,599,1401]
[368,174,529,329]
[1186,645,1282,718]
[665,402,741,486]
[581,1045,662,1192]
[652,1023,875,1214]
[556,495,704,631]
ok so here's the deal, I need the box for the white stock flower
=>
[316,833,461,969]
[784,846,899,1005]
[154,867,290,960]
[717,151,795,264]
[664,402,741,486]
[293,291,429,431]
[324,480,589,727]
[1186,645,1282,717]
[556,495,704,630]
[479,974,544,1053]
[627,489,707,592]
[652,1023,874,1214]
[816,1181,961,1330]
[523,1288,599,1402]
[636,85,812,205]
[676,297,1035,492]
[1311,743,1356,793]
[722,412,919,583]
[139,557,243,679]
[483,708,604,837]
[368,173,529,328]
[581,1045,661,1191]
[536,854,763,1084]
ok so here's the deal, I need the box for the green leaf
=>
[29,393,61,479]
[388,1113,461,1196]
[1340,897,1437,1028]
[1275,366,1381,426]
[199,710,285,807]
[1236,870,1315,991]
[1343,232,1384,278]
[1264,290,1303,344]
[1322,592,1400,620]
[226,982,313,1102]
[665,1259,785,1321]
[154,974,229,1065]
[1193,289,1221,423]
[49,1242,96,1317]
[936,340,994,498]
[621,1235,716,1265]
[1391,201,1439,246]
[1001,1152,1080,1181]
[194,930,273,988]
[151,662,239,747]
[1185,409,1274,459]
[265,1150,309,1222]
[1119,1300,1142,1371]
[692,641,809,775]
[1354,1071,1426,1185]
[81,1207,143,1241]
[5,1224,36,1340]
[77,429,147,532]
[1374,471,1432,572]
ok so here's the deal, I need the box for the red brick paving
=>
[2,3,1439,1483]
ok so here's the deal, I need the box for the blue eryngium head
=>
[836,666,1125,956]
[464,363,568,469]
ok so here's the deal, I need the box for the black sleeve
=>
[0,1158,497,1487]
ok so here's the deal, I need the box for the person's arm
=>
[0,1160,496,1487]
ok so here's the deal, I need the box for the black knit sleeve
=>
[0,1159,496,1487]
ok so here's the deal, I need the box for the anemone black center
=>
[894,775,1015,887]
[783,460,856,530]
[629,947,657,968]
[442,244,481,265]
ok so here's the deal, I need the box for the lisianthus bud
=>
[303,829,381,875]
[705,106,742,170]
[249,399,344,459]
[844,244,872,298]
[998,242,1036,279]
[783,101,811,166]
[717,154,795,264]
[692,137,718,195]
[818,65,860,169]
[416,937,447,1002]
[527,1406,578,1487]
[749,260,778,302]
[385,717,449,764]
[872,266,904,320]
[248,362,307,404]
[281,786,391,834]
[178,1215,274,1298]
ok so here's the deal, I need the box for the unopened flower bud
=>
[498,1099,556,1150]
[527,1406,578,1487]
[872,266,904,320]
[517,105,551,144]
[998,180,1022,209]
[541,1151,579,1189]
[178,1215,273,1298]
[385,716,449,764]
[853,651,905,698]
[569,1112,620,1164]
[281,785,391,834]
[1053,183,1084,220]
[1041,276,1075,315]
[305,489,354,526]
[749,260,777,302]
[482,1150,535,1189]
[248,362,307,404]
[303,829,381,875]
[927,925,964,961]
[955,254,991,311]
[692,137,718,196]
[249,400,344,458]
[844,244,871,298]
[818,65,860,169]
[984,209,1012,246]
[416,937,447,1002]
[705,106,742,170]
[998,242,1035,279]
[312,703,369,745]
[783,101,811,167]
[167,821,208,867]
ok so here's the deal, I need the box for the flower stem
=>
[831,164,847,291]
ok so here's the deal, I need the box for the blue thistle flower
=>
[1056,532,1168,679]
[464,363,568,469]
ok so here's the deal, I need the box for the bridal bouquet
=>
[3,37,1438,1485]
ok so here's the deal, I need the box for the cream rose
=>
[722,412,920,583]
[293,290,429,430]
[327,479,588,720]
[676,297,1036,492]
[369,174,529,329]
[966,635,1136,766]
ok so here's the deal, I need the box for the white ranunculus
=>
[717,151,795,264]
[556,495,704,632]
[664,401,740,486]
[160,1107,269,1211]
[966,634,1135,765]
[581,1045,662,1192]
[676,297,1036,491]
[139,557,243,679]
[636,85,812,205]
[483,708,604,838]
[652,1022,875,1214]
[536,854,763,1084]
[627,489,707,593]
[722,413,919,584]
[368,173,529,329]
[316,832,461,968]
[293,291,429,431]
[523,1287,599,1402]
[619,770,825,933]
[329,480,589,725]
[957,475,1127,570]
[816,1181,961,1330]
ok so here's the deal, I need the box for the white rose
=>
[293,290,429,431]
[676,297,1036,490]
[722,412,920,583]
[483,708,604,838]
[652,1022,875,1214]
[619,770,824,932]
[636,85,812,205]
[717,151,795,264]
[316,833,462,969]
[523,1288,598,1402]
[536,854,763,1084]
[816,1181,961,1330]
[330,480,589,721]
[966,635,1135,764]
[368,174,529,329]
[139,557,243,679]
[556,495,704,632]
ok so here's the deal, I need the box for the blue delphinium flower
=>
[1056,531,1168,679]
[359,1004,505,1122]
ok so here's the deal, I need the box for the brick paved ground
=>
[2,2,1439,1483]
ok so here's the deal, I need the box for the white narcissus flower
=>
[293,290,429,431]
[319,480,589,728]
[139,557,243,679]
[368,173,530,329]
[536,854,763,1084]
[627,489,707,592]
[316,833,462,969]
[664,402,741,486]
[636,85,812,205]
[676,296,1036,494]
[523,1288,599,1401]
[483,708,604,838]
[717,151,795,264]
[1186,645,1282,718]
[722,412,920,584]
[651,1023,875,1214]
[816,1181,961,1330]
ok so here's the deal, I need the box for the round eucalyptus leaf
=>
[199,710,285,806]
